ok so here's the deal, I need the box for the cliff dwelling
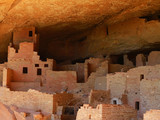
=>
[0,1,160,120]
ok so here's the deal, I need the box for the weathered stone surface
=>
[0,102,16,120]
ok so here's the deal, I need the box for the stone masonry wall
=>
[144,110,160,120]
[13,27,39,51]
[53,92,73,114]
[107,72,127,104]
[76,104,102,120]
[0,87,53,114]
[7,42,53,83]
[76,104,137,120]
[2,68,13,87]
[140,79,160,116]
[148,51,160,66]
[107,65,160,118]
[46,71,77,92]
[89,90,110,107]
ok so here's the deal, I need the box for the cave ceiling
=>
[0,0,160,62]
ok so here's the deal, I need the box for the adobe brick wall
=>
[76,63,84,83]
[13,27,39,51]
[94,76,107,90]
[84,58,104,82]
[76,104,102,120]
[76,104,137,120]
[102,104,137,120]
[2,68,13,87]
[107,72,127,104]
[9,81,41,91]
[0,87,53,114]
[0,87,74,115]
[89,90,110,107]
[136,54,146,67]
[140,79,160,117]
[144,110,160,120]
[53,92,73,114]
[7,42,53,83]
[126,65,160,112]
[57,64,76,71]
[148,51,160,66]
[123,54,134,67]
[0,64,6,86]
[46,71,77,92]
[83,59,108,92]
[57,63,84,83]
[13,27,36,43]
[108,64,131,73]
[107,65,160,118]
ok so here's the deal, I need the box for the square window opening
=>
[23,67,28,74]
[35,64,39,67]
[44,64,48,67]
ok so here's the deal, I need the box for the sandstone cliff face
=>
[0,0,160,62]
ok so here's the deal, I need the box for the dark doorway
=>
[135,101,140,110]
[37,68,42,75]
[140,74,144,81]
[29,31,33,37]
[113,100,117,104]
[64,107,74,115]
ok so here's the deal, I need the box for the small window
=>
[37,68,42,75]
[106,26,109,35]
[64,107,74,115]
[35,64,39,67]
[44,64,48,67]
[23,67,28,74]
[140,74,144,81]
[113,100,117,104]
[29,31,33,37]
[135,101,140,110]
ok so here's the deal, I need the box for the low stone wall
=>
[144,110,160,120]
[0,87,53,114]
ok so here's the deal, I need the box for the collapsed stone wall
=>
[0,102,52,120]
[84,58,104,82]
